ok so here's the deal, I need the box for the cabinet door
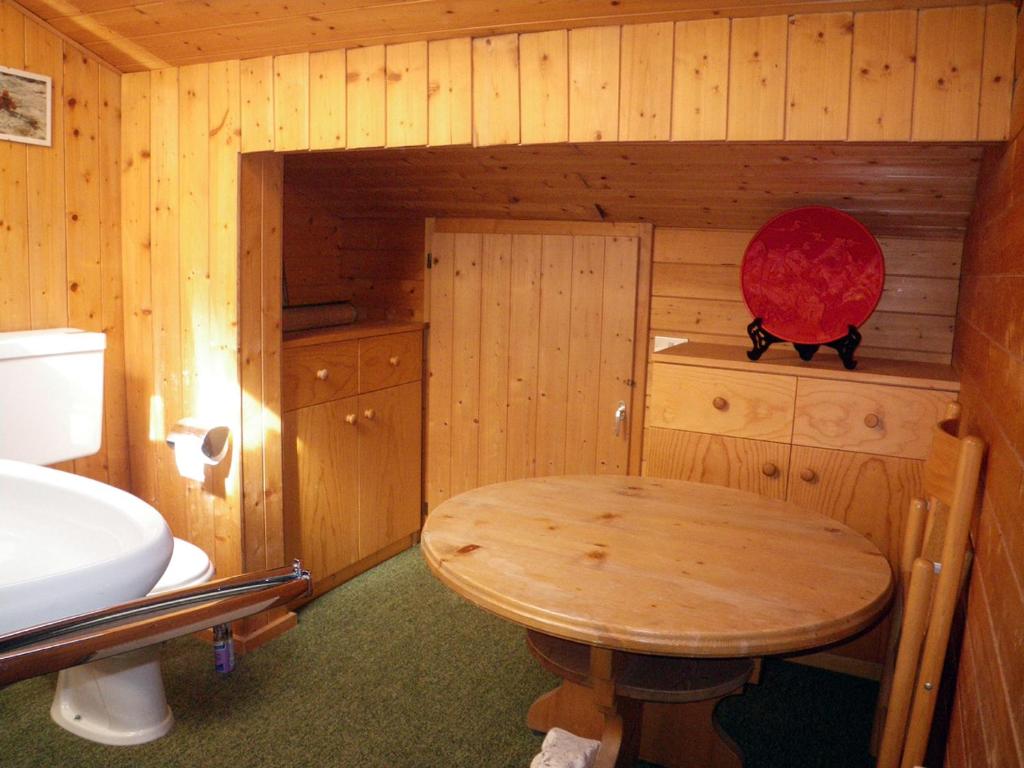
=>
[787,445,923,664]
[643,427,790,500]
[358,381,423,558]
[282,397,360,583]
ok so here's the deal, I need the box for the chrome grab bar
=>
[0,560,311,686]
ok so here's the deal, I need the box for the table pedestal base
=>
[525,631,749,768]
[528,680,745,768]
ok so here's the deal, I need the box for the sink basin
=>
[0,460,173,637]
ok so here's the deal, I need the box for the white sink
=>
[0,459,173,637]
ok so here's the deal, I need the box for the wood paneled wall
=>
[944,16,1024,764]
[121,62,244,576]
[205,6,1018,153]
[0,0,128,488]
[281,190,424,320]
[651,228,964,364]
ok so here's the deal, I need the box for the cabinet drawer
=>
[282,340,358,411]
[643,428,790,500]
[793,380,951,460]
[359,331,422,393]
[648,363,796,443]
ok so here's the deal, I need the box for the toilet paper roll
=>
[166,420,231,482]
[172,432,210,482]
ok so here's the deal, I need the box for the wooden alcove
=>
[236,139,981,646]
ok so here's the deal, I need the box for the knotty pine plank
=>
[619,22,674,141]
[671,18,730,141]
[426,230,455,510]
[727,15,788,140]
[534,235,573,477]
[785,12,853,140]
[65,49,107,483]
[564,236,605,473]
[178,61,216,554]
[240,55,274,152]
[472,34,519,146]
[848,10,917,141]
[208,57,244,576]
[912,6,986,141]
[0,3,29,332]
[150,66,188,535]
[98,64,130,491]
[505,234,542,479]
[386,41,428,147]
[309,49,346,150]
[519,29,569,145]
[568,25,620,142]
[346,45,386,148]
[449,232,483,494]
[121,70,158,506]
[477,234,512,486]
[24,18,68,329]
[427,37,472,146]
[977,4,1017,141]
[273,52,309,151]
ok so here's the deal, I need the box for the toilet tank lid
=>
[0,328,106,361]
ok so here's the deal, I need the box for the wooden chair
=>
[874,402,985,768]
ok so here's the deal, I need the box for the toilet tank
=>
[0,329,106,465]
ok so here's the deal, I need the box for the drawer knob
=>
[316,368,329,381]
[363,408,376,420]
[761,462,778,478]
[800,468,817,483]
[344,413,357,425]
[864,413,881,429]
[389,355,400,367]
[712,396,729,411]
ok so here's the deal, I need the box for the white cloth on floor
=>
[529,727,600,768]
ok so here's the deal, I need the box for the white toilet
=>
[0,328,215,745]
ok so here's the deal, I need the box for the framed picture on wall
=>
[0,65,52,147]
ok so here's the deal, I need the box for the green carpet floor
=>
[0,547,879,767]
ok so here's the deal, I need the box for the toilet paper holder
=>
[166,419,231,480]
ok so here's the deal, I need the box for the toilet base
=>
[51,646,174,745]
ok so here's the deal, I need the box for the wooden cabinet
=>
[793,379,950,460]
[282,397,360,581]
[357,381,422,557]
[648,364,795,443]
[282,322,424,597]
[643,342,960,676]
[644,427,790,500]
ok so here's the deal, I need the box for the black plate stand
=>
[746,318,862,370]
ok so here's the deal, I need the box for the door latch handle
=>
[614,401,627,437]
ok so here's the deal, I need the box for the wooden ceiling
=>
[283,142,984,238]
[14,0,1011,73]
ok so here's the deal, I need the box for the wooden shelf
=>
[283,320,425,349]
[652,341,959,392]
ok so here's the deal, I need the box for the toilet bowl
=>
[50,537,214,745]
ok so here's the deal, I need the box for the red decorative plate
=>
[741,206,884,345]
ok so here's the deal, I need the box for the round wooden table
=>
[421,475,893,767]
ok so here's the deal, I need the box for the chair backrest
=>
[876,400,984,768]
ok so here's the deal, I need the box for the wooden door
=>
[426,220,651,511]
[358,381,423,557]
[282,396,360,582]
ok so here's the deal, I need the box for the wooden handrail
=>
[0,563,311,687]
